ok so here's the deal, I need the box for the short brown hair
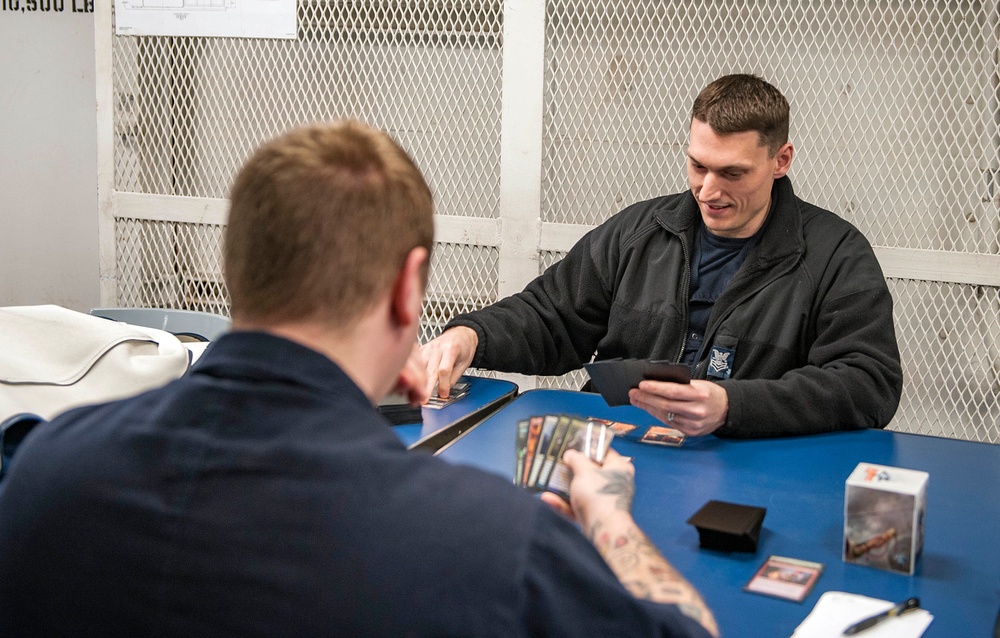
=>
[691,74,790,155]
[224,120,434,327]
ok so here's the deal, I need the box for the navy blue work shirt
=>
[0,331,709,637]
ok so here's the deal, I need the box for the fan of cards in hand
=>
[514,415,614,501]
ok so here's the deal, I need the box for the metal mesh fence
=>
[542,0,1000,257]
[422,243,500,344]
[538,0,999,441]
[114,3,504,215]
[105,1,999,442]
[889,278,1000,443]
[112,0,504,340]
[116,218,229,316]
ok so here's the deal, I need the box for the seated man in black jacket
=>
[420,74,902,438]
[0,120,717,637]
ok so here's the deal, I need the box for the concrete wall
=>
[0,2,98,312]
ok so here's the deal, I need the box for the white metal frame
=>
[95,1,1000,440]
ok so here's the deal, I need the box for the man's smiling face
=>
[686,118,793,239]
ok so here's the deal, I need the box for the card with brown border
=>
[640,425,686,446]
[744,556,823,603]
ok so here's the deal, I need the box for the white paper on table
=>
[791,591,933,638]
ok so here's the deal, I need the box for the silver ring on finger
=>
[666,412,676,421]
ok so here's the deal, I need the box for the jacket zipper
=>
[675,232,692,365]
[699,254,801,365]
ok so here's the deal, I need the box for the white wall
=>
[0,3,98,312]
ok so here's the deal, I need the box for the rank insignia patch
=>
[707,346,735,379]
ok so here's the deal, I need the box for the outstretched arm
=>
[542,449,718,636]
[417,326,478,399]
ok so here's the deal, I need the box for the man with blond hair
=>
[0,120,716,637]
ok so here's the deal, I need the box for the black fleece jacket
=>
[448,177,902,438]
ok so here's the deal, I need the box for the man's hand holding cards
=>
[514,415,614,501]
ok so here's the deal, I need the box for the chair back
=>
[89,307,231,342]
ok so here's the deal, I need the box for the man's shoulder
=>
[14,387,150,450]
[792,195,863,235]
[586,191,692,243]
[791,197,877,256]
[787,197,887,292]
[614,191,691,223]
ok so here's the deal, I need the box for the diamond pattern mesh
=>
[112,1,504,350]
[116,219,230,315]
[542,0,1000,255]
[889,278,1000,442]
[113,2,503,214]
[540,1,999,440]
[107,1,999,442]
[421,243,499,344]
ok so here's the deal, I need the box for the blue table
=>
[439,389,1000,637]
[392,376,518,450]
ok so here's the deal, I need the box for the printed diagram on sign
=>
[119,0,235,9]
[114,0,295,39]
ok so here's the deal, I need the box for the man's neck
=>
[233,317,398,404]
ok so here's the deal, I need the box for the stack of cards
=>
[424,381,470,409]
[584,358,690,406]
[377,381,472,425]
[639,425,686,446]
[514,415,614,500]
[377,393,422,425]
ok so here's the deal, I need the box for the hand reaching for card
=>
[419,326,478,399]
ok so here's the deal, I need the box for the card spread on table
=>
[584,358,691,406]
[744,555,823,602]
[514,414,614,500]
[587,417,639,437]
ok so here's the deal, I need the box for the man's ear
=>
[390,246,429,329]
[773,142,794,179]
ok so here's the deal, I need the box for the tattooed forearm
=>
[595,469,635,511]
[588,516,719,636]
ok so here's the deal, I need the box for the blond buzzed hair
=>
[691,74,790,156]
[224,120,434,327]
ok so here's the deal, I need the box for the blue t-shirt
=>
[682,223,755,368]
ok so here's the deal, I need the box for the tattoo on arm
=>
[588,519,718,636]
[596,469,634,511]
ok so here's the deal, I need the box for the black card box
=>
[687,500,766,553]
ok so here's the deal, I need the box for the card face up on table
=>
[584,359,691,406]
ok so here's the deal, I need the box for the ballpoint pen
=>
[843,597,921,635]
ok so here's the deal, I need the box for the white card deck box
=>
[844,463,928,575]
